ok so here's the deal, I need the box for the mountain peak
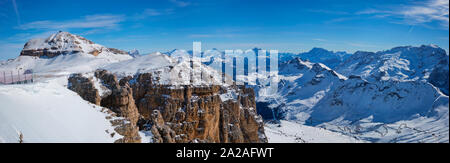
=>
[128,49,140,57]
[20,31,129,58]
[309,47,331,53]
[298,47,352,69]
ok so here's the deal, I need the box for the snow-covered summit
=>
[298,48,352,69]
[20,31,130,58]
[128,49,140,58]
[1,32,133,76]
[277,47,352,68]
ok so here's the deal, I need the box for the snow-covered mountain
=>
[256,58,346,121]
[277,48,351,69]
[336,45,449,94]
[299,48,352,69]
[0,32,133,77]
[128,49,140,58]
[259,45,449,143]
[21,31,130,58]
[308,76,449,142]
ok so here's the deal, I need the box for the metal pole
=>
[11,71,13,84]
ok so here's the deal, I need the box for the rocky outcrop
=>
[68,71,141,143]
[428,58,449,95]
[68,70,268,143]
[68,74,101,105]
[101,108,141,143]
[95,70,140,125]
[123,73,268,143]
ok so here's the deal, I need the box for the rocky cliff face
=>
[68,70,267,143]
[428,58,449,95]
[123,72,267,143]
[68,71,141,143]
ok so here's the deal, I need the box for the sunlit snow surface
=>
[0,78,122,143]
[265,120,364,143]
[260,45,449,143]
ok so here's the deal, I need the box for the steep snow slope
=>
[428,57,449,95]
[0,78,123,143]
[257,58,346,122]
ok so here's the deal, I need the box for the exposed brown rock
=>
[94,70,140,127]
[110,118,141,143]
[21,49,80,58]
[125,73,268,143]
[68,74,101,105]
[89,49,101,56]
[68,72,141,143]
[68,70,267,143]
[100,108,141,143]
[107,48,129,55]
[101,84,140,125]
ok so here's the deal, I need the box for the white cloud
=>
[358,0,449,29]
[169,0,191,7]
[133,9,174,20]
[11,0,20,25]
[312,38,327,42]
[17,14,125,30]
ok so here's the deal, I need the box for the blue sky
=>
[0,0,448,59]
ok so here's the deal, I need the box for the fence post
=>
[18,70,21,84]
